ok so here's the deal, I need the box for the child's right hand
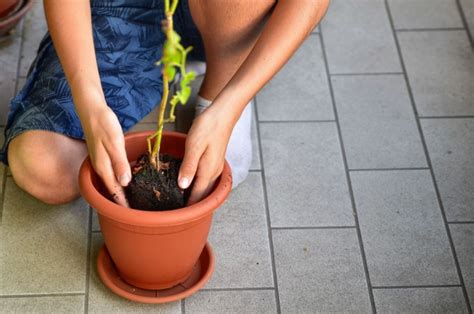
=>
[80,104,131,207]
[44,0,130,207]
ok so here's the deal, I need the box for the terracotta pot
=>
[0,0,33,39]
[79,131,232,290]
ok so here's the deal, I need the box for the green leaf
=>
[183,71,196,83]
[163,42,181,64]
[179,86,191,104]
[170,30,181,44]
[164,65,176,81]
[170,95,179,106]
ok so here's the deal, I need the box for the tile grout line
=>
[0,166,6,223]
[372,284,462,290]
[318,25,377,314]
[201,287,275,292]
[83,206,93,314]
[419,115,474,119]
[257,119,335,124]
[331,72,403,76]
[396,27,465,32]
[251,100,263,172]
[272,226,356,230]
[349,167,429,172]
[455,0,474,47]
[13,19,26,95]
[181,298,185,314]
[448,221,474,224]
[253,97,281,314]
[0,18,27,222]
[0,292,86,299]
[384,1,472,312]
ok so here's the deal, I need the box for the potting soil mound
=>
[125,154,187,211]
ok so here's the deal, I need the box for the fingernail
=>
[179,177,190,189]
[119,173,131,187]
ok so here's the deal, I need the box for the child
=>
[0,0,329,206]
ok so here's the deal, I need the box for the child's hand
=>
[80,105,131,207]
[178,106,233,205]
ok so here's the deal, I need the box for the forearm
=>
[212,0,329,124]
[43,0,105,119]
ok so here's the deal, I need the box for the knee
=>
[8,131,85,205]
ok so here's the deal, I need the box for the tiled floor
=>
[0,0,473,313]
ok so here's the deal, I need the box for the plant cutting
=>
[125,0,197,211]
[79,0,232,303]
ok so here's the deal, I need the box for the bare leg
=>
[187,1,277,187]
[8,130,88,205]
[188,0,276,100]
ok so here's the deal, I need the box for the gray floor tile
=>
[260,122,354,227]
[321,0,401,73]
[0,127,4,197]
[250,108,261,171]
[0,295,85,313]
[450,224,474,305]
[398,31,474,116]
[0,30,22,126]
[351,170,459,286]
[87,233,181,313]
[19,0,48,77]
[0,168,3,201]
[332,75,426,169]
[461,0,474,42]
[91,210,100,232]
[388,0,463,29]
[185,290,277,313]
[206,172,274,289]
[256,36,333,121]
[422,119,474,221]
[273,229,371,312]
[15,77,26,94]
[0,178,89,295]
[373,287,467,313]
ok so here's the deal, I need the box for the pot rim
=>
[79,131,232,227]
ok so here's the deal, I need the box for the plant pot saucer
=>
[97,243,215,304]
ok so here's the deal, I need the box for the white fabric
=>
[195,95,252,188]
[186,61,207,77]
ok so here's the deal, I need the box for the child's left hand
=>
[178,105,234,205]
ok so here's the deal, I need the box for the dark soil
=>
[125,154,188,211]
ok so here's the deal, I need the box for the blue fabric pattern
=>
[0,0,204,166]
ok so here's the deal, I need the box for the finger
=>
[105,136,131,187]
[186,152,221,205]
[179,137,205,189]
[92,147,129,207]
[187,175,214,206]
[103,173,129,207]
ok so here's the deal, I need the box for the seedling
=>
[147,0,196,169]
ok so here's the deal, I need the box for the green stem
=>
[147,0,195,170]
[150,73,169,167]
[148,10,174,168]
